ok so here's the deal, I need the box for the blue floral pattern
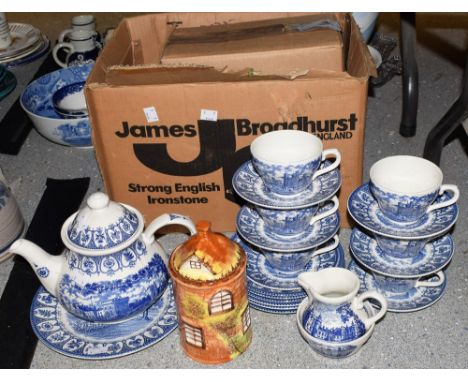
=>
[30,283,178,360]
[232,160,341,209]
[370,182,439,222]
[58,254,168,322]
[252,156,321,195]
[347,183,459,239]
[348,260,447,313]
[67,209,140,250]
[350,229,454,278]
[236,202,340,252]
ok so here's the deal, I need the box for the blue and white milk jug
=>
[298,268,387,342]
[9,192,196,322]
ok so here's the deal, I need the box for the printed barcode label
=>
[200,109,218,122]
[143,106,159,123]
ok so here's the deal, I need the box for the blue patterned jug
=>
[298,268,387,342]
[9,192,196,322]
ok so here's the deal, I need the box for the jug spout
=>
[9,239,64,297]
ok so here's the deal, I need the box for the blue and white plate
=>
[348,183,459,239]
[30,283,178,360]
[236,203,340,252]
[350,229,454,278]
[348,260,447,313]
[232,160,341,209]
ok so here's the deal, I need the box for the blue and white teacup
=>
[255,196,339,237]
[250,130,341,196]
[373,233,429,259]
[373,271,445,295]
[370,155,459,223]
[53,30,102,68]
[261,235,339,276]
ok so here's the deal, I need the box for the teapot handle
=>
[142,213,197,246]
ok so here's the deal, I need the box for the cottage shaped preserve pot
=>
[9,192,196,322]
[169,221,252,364]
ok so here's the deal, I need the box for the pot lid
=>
[63,192,143,253]
[171,220,243,281]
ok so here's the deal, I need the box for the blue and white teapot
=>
[9,192,196,322]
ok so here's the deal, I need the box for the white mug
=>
[58,15,97,43]
[53,30,101,68]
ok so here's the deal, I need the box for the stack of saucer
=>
[232,130,343,314]
[0,23,50,68]
[347,156,459,313]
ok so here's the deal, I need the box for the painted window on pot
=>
[209,290,233,315]
[242,305,251,333]
[189,260,202,269]
[183,322,204,348]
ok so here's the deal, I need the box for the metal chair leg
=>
[423,54,468,165]
[399,12,419,137]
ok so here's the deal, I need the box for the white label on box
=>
[200,109,218,122]
[143,106,159,123]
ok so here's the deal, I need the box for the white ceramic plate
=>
[0,23,41,59]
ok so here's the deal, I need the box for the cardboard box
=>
[86,12,376,231]
[161,14,344,75]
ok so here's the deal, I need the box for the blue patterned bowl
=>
[20,64,93,147]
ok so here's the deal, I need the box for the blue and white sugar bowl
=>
[297,268,387,358]
[9,192,196,323]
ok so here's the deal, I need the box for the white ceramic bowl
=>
[296,298,377,358]
[20,63,93,147]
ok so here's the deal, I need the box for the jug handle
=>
[353,291,388,329]
[142,213,197,247]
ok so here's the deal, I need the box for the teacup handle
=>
[309,196,339,225]
[353,291,388,329]
[310,234,339,259]
[53,42,75,68]
[311,148,341,180]
[142,213,197,246]
[58,28,73,43]
[415,271,445,288]
[425,185,459,214]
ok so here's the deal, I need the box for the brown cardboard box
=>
[161,14,344,75]
[86,12,376,231]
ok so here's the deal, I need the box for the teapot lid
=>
[171,220,243,281]
[63,192,143,254]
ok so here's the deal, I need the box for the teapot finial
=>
[196,220,211,234]
[87,192,110,210]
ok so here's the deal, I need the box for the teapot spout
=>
[9,239,64,297]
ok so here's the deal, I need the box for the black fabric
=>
[0,177,90,368]
[0,51,60,155]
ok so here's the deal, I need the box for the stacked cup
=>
[232,130,343,314]
[347,155,460,313]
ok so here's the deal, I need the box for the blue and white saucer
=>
[232,160,341,209]
[350,229,454,278]
[348,260,447,313]
[30,283,178,360]
[238,236,345,291]
[348,183,459,239]
[236,203,340,252]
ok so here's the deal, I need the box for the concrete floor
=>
[0,13,467,368]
